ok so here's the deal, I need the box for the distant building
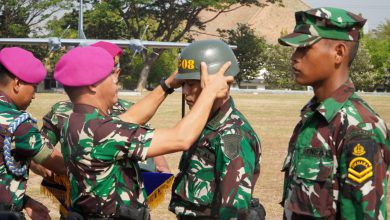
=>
[232,68,267,90]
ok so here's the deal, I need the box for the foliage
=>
[97,0,281,90]
[349,41,378,91]
[218,24,267,86]
[0,0,72,37]
[363,19,390,91]
[263,44,304,90]
[121,49,178,90]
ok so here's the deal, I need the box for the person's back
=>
[62,103,151,215]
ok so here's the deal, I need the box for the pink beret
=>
[90,41,123,58]
[54,46,114,87]
[0,47,46,84]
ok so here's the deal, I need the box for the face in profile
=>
[290,39,335,86]
[182,79,202,109]
[13,79,37,110]
[95,69,120,110]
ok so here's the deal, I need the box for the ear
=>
[334,42,347,65]
[87,84,98,94]
[13,78,21,94]
[113,68,121,77]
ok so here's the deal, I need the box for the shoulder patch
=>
[346,139,376,184]
[222,134,242,160]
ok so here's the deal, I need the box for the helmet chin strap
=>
[181,94,185,118]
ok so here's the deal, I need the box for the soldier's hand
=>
[201,61,233,98]
[165,70,183,89]
[24,197,51,220]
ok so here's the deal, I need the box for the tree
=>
[121,49,178,90]
[218,23,267,87]
[100,0,282,91]
[372,19,390,40]
[364,20,390,91]
[0,0,72,37]
[349,41,377,91]
[263,44,304,90]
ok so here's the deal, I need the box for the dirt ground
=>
[24,92,390,219]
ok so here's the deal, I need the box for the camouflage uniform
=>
[41,98,134,146]
[278,8,390,219]
[169,97,261,219]
[0,92,53,210]
[278,8,366,47]
[41,99,157,172]
[60,103,155,216]
[281,81,390,220]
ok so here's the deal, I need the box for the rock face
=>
[191,0,311,44]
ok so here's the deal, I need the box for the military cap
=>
[91,41,123,65]
[54,46,114,86]
[0,47,46,84]
[279,7,367,47]
[175,39,239,80]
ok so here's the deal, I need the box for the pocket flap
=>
[296,151,333,181]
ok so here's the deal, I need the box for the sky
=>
[304,0,390,31]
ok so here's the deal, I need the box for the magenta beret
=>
[54,46,114,87]
[0,47,46,84]
[91,41,123,58]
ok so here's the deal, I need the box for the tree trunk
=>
[136,53,159,92]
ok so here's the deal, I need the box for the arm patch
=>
[346,138,376,184]
[222,134,242,160]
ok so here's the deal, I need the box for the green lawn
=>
[25,92,390,219]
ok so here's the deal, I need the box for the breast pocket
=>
[289,149,335,217]
[174,145,217,206]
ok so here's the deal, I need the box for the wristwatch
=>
[160,77,174,94]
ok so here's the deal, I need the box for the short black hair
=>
[0,64,15,86]
[63,86,84,102]
[346,41,359,67]
[326,39,359,67]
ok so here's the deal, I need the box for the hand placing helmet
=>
[176,39,239,80]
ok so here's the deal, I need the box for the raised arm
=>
[119,71,180,125]
[146,62,233,157]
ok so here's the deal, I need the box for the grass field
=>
[25,92,390,219]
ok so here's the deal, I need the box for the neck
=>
[0,87,16,106]
[313,68,349,102]
[73,94,109,116]
[210,95,230,117]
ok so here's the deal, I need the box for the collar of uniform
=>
[73,103,101,115]
[206,97,234,131]
[315,80,355,123]
[0,91,17,110]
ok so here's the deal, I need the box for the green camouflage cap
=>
[279,7,367,47]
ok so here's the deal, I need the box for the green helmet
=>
[176,39,239,80]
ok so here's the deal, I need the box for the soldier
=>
[279,7,390,219]
[168,40,263,220]
[53,45,233,219]
[40,41,170,173]
[0,47,66,219]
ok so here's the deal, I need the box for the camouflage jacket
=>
[41,99,156,173]
[169,98,261,219]
[0,92,53,210]
[61,103,154,216]
[41,99,133,146]
[282,81,390,220]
